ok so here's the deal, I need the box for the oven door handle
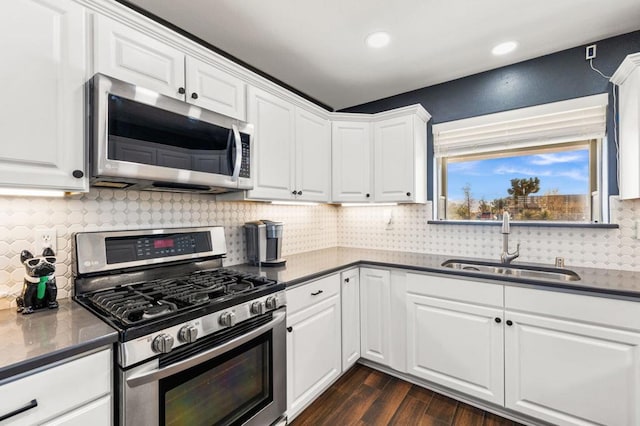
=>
[126,309,286,388]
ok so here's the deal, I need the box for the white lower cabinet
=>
[286,274,341,421]
[341,268,360,370]
[0,348,112,425]
[405,273,504,405]
[359,268,392,365]
[505,286,640,426]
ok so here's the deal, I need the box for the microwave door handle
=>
[231,124,242,182]
[125,309,286,388]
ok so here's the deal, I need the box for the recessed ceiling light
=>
[492,41,518,55]
[366,31,390,48]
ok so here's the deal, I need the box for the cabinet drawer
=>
[287,274,340,314]
[505,286,640,331]
[0,349,111,425]
[406,273,503,308]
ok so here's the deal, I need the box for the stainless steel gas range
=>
[72,227,287,426]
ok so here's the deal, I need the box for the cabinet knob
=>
[345,277,350,283]
[297,191,302,195]
[286,326,293,333]
[178,87,185,94]
[406,192,411,197]
[506,320,513,326]
[191,92,198,99]
[292,190,297,195]
[366,193,370,198]
[72,170,84,179]
[494,317,501,323]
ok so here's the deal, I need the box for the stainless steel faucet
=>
[500,211,520,264]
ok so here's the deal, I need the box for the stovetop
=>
[75,268,284,341]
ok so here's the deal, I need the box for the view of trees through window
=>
[444,144,592,221]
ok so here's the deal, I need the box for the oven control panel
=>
[120,290,286,368]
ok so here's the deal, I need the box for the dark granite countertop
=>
[232,247,640,301]
[0,299,117,382]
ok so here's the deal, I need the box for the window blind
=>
[433,94,608,158]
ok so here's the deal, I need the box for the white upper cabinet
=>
[611,53,640,200]
[93,14,246,120]
[374,110,428,203]
[332,121,372,202]
[246,86,296,200]
[185,56,246,120]
[242,86,331,202]
[0,0,88,192]
[295,108,331,202]
[332,105,429,204]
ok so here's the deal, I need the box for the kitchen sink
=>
[441,259,581,282]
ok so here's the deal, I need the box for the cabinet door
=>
[247,86,295,200]
[374,116,415,202]
[332,121,372,202]
[406,293,504,405]
[341,269,360,371]
[505,311,640,426]
[295,108,331,202]
[93,14,185,99]
[360,268,391,365]
[41,395,111,426]
[185,56,246,120]
[286,293,341,420]
[0,0,87,191]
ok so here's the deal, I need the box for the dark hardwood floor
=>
[290,364,524,426]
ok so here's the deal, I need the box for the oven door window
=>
[159,332,272,426]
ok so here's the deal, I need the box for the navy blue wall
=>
[340,31,640,200]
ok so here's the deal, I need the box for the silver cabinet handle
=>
[126,309,285,388]
[231,124,242,181]
[0,399,38,421]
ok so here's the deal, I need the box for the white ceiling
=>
[127,0,640,110]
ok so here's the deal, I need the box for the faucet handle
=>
[510,243,520,256]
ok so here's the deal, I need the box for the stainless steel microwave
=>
[88,73,253,193]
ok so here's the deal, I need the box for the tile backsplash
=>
[0,189,338,308]
[337,196,640,271]
[1,189,640,309]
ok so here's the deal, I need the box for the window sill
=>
[427,220,618,229]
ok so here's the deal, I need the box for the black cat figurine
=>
[16,248,59,315]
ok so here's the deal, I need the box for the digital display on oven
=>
[154,239,175,249]
[105,231,212,264]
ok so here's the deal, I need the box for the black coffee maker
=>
[244,220,286,267]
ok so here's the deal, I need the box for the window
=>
[433,94,608,223]
[440,140,598,221]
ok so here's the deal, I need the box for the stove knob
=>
[265,295,278,310]
[152,334,174,354]
[178,324,198,343]
[251,301,265,315]
[219,311,236,327]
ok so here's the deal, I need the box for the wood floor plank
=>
[453,403,485,426]
[323,383,381,425]
[291,364,518,426]
[360,377,412,425]
[422,393,459,424]
[388,395,430,426]
[364,368,393,390]
[408,384,435,404]
[483,412,516,426]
